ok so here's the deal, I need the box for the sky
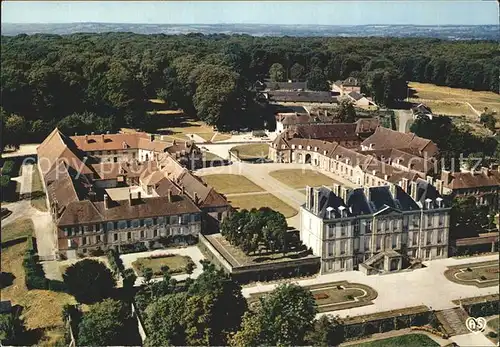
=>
[2,1,498,26]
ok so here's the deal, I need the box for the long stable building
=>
[37,129,230,258]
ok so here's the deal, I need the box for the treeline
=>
[1,33,498,147]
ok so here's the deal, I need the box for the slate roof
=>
[441,169,500,189]
[268,91,336,103]
[263,79,307,91]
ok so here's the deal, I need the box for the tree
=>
[337,98,356,123]
[290,63,305,81]
[3,113,27,149]
[269,63,285,82]
[144,293,188,347]
[63,259,116,304]
[232,283,317,346]
[306,315,344,347]
[186,261,195,277]
[122,268,137,295]
[450,196,489,239]
[78,299,129,346]
[480,112,496,133]
[306,67,329,91]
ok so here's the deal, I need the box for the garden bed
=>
[132,254,193,277]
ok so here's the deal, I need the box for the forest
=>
[1,33,499,147]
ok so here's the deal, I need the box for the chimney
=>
[85,135,89,143]
[441,170,452,185]
[104,194,109,210]
[435,179,444,194]
[313,188,321,215]
[101,134,105,141]
[340,186,348,202]
[106,131,110,134]
[194,192,199,204]
[364,186,371,202]
[384,174,389,181]
[129,189,132,205]
[389,184,396,198]
[172,140,176,145]
[167,189,172,202]
[369,143,374,150]
[410,181,418,201]
[305,186,313,211]
[426,175,433,185]
[436,197,443,208]
[137,191,141,201]
[425,198,433,210]
[401,178,409,192]
[326,206,334,219]
[150,134,155,142]
[338,205,346,218]
[91,132,95,135]
[333,183,340,196]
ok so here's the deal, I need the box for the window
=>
[437,247,443,256]
[145,218,154,227]
[66,228,71,237]
[170,215,178,224]
[340,240,347,254]
[113,233,118,241]
[107,222,115,231]
[438,214,444,226]
[437,230,443,243]
[118,220,128,229]
[427,231,433,245]
[340,258,346,270]
[364,236,370,250]
[412,232,418,246]
[140,230,145,239]
[377,220,383,232]
[131,219,140,228]
[96,235,101,243]
[427,215,432,227]
[157,216,165,225]
[412,216,419,228]
[365,221,372,233]
[392,234,397,248]
[354,222,360,236]
[328,224,335,238]
[425,249,431,258]
[153,229,158,238]
[328,242,334,257]
[340,223,347,236]
[182,215,189,225]
[127,232,131,240]
[376,236,382,250]
[82,237,87,245]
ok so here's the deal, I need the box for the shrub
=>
[106,249,124,276]
[22,238,47,289]
[89,248,104,257]
[120,242,147,254]
[347,295,354,301]
[1,161,15,176]
[488,331,498,338]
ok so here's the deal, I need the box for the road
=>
[394,109,414,133]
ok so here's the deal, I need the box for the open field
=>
[248,281,377,313]
[132,254,192,277]
[228,193,298,218]
[408,81,500,117]
[444,260,499,288]
[1,241,76,345]
[350,333,439,347]
[231,144,270,159]
[200,174,264,195]
[1,218,34,244]
[408,99,477,117]
[269,169,338,189]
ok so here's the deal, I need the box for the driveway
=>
[394,109,414,133]
[120,246,206,286]
[241,254,499,318]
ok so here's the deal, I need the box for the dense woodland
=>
[1,33,499,147]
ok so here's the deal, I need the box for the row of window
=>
[64,214,201,236]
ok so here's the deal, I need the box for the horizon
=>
[2,1,498,26]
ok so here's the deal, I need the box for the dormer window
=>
[314,147,318,151]
[307,146,311,150]
[292,144,296,149]
[299,145,303,149]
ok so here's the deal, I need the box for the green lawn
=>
[488,317,499,332]
[444,261,499,288]
[1,218,34,244]
[269,169,338,189]
[351,333,439,347]
[230,144,270,159]
[31,167,48,212]
[132,254,193,277]
[201,174,264,195]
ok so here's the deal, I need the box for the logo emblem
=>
[465,317,487,334]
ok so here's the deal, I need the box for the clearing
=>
[444,260,499,288]
[228,193,298,218]
[269,169,338,189]
[248,281,377,313]
[230,144,270,159]
[408,82,500,128]
[1,241,76,346]
[132,254,193,277]
[1,218,34,244]
[200,174,264,195]
[350,333,439,347]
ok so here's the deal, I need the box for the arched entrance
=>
[305,153,311,164]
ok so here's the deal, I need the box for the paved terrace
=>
[241,254,499,319]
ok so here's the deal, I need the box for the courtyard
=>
[132,254,194,277]
[230,143,270,160]
[444,260,499,288]
[200,174,264,195]
[248,280,378,313]
[227,193,298,218]
[269,168,340,189]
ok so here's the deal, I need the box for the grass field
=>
[31,167,48,212]
[231,144,270,159]
[269,169,338,189]
[132,254,192,277]
[201,174,264,195]
[1,241,77,345]
[488,317,499,332]
[228,193,298,218]
[212,133,232,142]
[351,333,439,347]
[408,81,500,117]
[248,281,378,313]
[1,218,34,244]
[444,260,499,288]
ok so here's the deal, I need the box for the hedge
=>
[464,300,499,318]
[23,237,48,289]
[107,249,125,276]
[1,161,15,176]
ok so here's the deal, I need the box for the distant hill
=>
[1,23,498,40]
